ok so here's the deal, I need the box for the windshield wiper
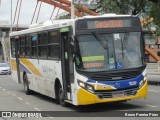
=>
[122,31,129,50]
[119,31,129,58]
[92,31,110,63]
[92,31,108,50]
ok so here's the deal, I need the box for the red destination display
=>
[95,20,123,28]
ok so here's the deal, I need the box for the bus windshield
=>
[75,32,143,72]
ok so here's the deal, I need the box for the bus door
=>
[60,28,73,101]
[15,37,21,83]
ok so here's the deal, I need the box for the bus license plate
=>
[113,93,125,98]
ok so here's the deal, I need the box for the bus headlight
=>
[78,80,95,93]
[78,81,85,88]
[139,80,144,88]
[139,76,147,88]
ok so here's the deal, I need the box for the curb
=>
[147,73,160,75]
[148,81,160,86]
[147,74,160,85]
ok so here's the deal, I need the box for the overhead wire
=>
[13,0,20,24]
[50,6,56,20]
[31,0,39,24]
[36,0,42,23]
[16,0,23,30]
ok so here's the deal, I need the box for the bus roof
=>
[77,14,132,19]
[10,19,74,37]
[10,14,136,37]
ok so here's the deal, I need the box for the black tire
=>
[58,85,68,107]
[114,100,127,104]
[23,74,31,95]
[7,72,11,75]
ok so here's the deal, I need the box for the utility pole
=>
[71,0,75,19]
[10,0,12,32]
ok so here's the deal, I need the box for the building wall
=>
[145,44,160,63]
[144,30,160,63]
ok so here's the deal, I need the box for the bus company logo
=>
[129,81,137,86]
[114,83,120,88]
[2,112,11,117]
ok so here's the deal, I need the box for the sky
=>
[0,0,65,25]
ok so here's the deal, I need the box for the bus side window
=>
[38,32,48,59]
[25,35,31,58]
[19,36,25,57]
[31,34,38,58]
[48,31,60,59]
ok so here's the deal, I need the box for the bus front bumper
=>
[77,81,148,105]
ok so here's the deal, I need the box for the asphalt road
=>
[0,75,160,120]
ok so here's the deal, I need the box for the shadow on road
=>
[18,89,145,112]
[75,102,143,112]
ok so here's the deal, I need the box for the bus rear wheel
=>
[23,74,31,95]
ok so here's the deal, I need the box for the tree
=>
[95,0,160,39]
[149,2,160,36]
[101,0,148,15]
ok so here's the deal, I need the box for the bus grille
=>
[91,71,141,80]
[95,87,138,99]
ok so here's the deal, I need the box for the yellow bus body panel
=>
[77,81,148,105]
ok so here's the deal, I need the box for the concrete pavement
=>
[147,63,160,85]
[0,75,160,119]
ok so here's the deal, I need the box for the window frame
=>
[31,33,38,58]
[48,30,60,60]
[19,36,25,57]
[38,31,48,59]
[25,34,31,58]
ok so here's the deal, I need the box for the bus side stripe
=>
[19,58,42,77]
[10,59,17,71]
[19,63,32,74]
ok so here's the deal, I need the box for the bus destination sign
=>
[95,20,123,28]
[77,18,140,30]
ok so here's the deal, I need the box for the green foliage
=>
[149,2,160,35]
[101,0,148,15]
[100,0,160,36]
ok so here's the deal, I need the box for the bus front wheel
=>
[58,86,67,107]
[23,74,31,95]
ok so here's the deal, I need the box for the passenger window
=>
[38,32,48,59]
[38,46,48,58]
[48,31,59,43]
[25,35,31,57]
[31,34,38,58]
[48,30,60,59]
[31,34,38,46]
[19,36,25,57]
[48,45,60,59]
[38,32,48,45]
